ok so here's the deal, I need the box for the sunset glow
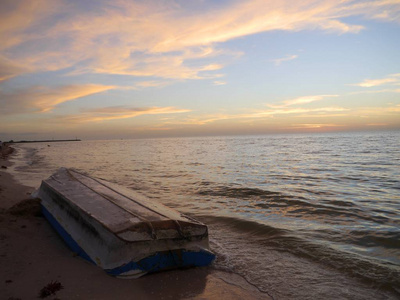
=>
[1,0,400,139]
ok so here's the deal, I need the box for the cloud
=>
[267,94,338,108]
[0,0,62,50]
[366,123,388,126]
[357,104,400,115]
[272,54,298,66]
[282,94,338,106]
[1,0,400,81]
[167,106,348,126]
[134,80,172,88]
[0,84,116,114]
[253,106,348,118]
[335,0,400,23]
[289,123,345,129]
[349,88,400,95]
[159,91,346,126]
[60,106,191,123]
[353,73,400,87]
[0,56,29,82]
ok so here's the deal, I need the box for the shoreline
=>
[0,147,269,299]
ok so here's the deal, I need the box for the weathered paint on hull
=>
[41,205,95,264]
[42,205,214,278]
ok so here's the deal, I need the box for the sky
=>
[1,0,400,140]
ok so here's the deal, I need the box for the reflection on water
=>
[10,131,400,299]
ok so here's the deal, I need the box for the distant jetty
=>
[13,139,81,143]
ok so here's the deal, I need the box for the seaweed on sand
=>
[38,280,64,298]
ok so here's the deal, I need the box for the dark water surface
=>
[11,131,400,299]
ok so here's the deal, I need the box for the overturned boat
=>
[35,168,215,278]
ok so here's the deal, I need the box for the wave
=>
[198,215,400,297]
[194,184,391,224]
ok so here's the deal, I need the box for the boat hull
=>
[36,168,215,278]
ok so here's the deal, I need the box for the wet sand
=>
[0,146,269,300]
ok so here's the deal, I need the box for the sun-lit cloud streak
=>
[1,0,400,81]
[357,104,400,115]
[158,102,399,132]
[0,0,62,50]
[164,106,348,126]
[134,80,172,89]
[353,73,400,87]
[162,92,346,127]
[213,81,227,86]
[289,123,345,129]
[0,84,116,114]
[252,106,348,118]
[366,123,389,126]
[282,94,338,106]
[60,106,191,123]
[150,1,365,52]
[349,88,400,95]
[272,54,298,66]
[267,94,338,108]
[0,56,28,82]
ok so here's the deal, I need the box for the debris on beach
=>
[38,280,64,298]
[8,198,42,217]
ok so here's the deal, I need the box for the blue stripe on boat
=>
[42,204,215,277]
[105,249,215,276]
[41,205,95,264]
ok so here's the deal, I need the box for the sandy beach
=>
[0,146,269,300]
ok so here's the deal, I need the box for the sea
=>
[9,131,400,299]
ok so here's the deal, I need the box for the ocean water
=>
[10,131,400,299]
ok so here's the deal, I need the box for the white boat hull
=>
[36,168,215,278]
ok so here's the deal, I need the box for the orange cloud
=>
[0,56,28,82]
[357,104,400,115]
[134,81,172,88]
[0,84,116,114]
[366,123,388,126]
[0,0,62,50]
[289,123,345,129]
[165,106,348,126]
[61,106,191,123]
